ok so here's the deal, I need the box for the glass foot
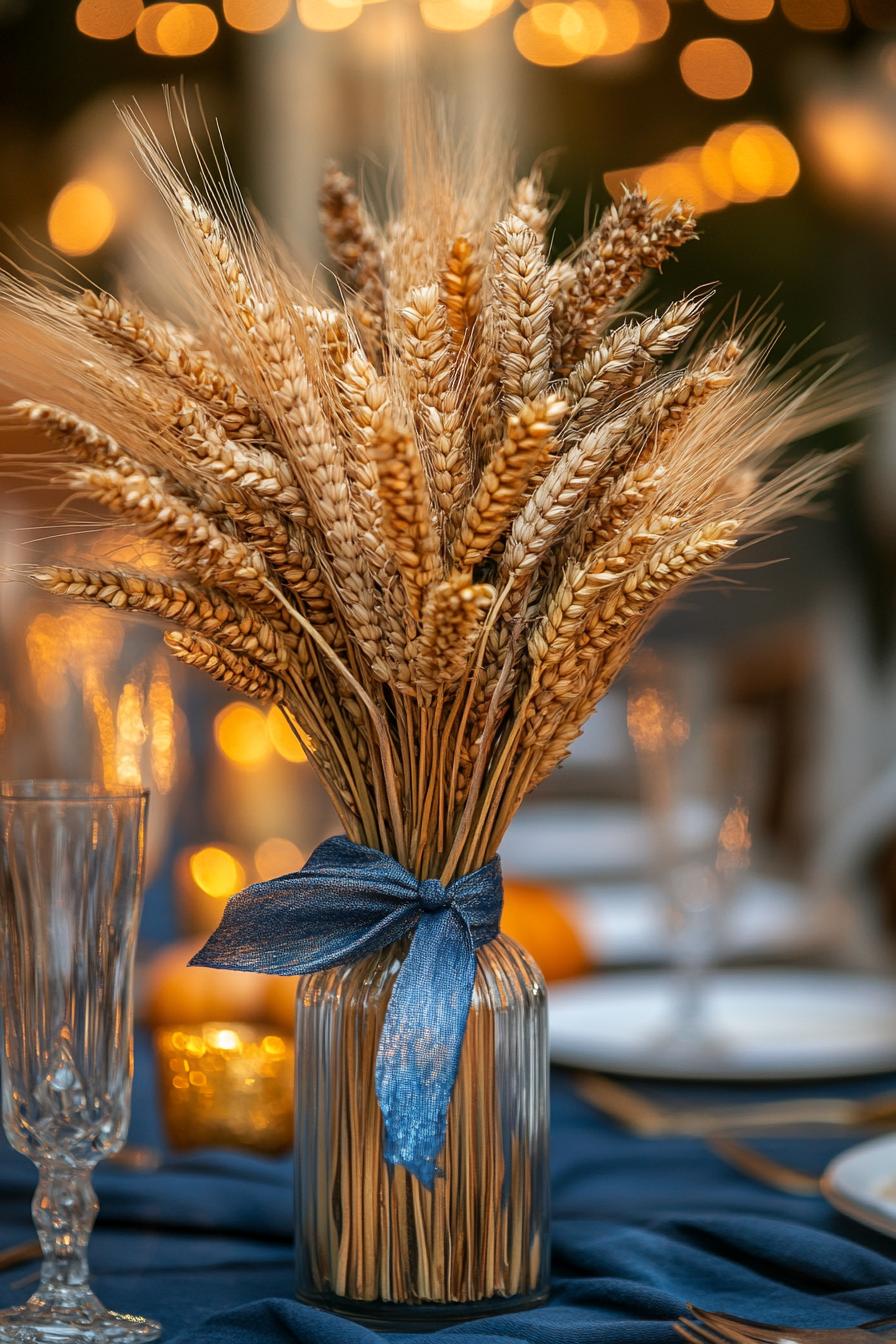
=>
[0,1294,160,1343]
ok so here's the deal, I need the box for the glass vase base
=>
[296,1287,550,1332]
[0,1297,160,1343]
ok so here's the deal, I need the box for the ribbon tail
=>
[375,906,476,1188]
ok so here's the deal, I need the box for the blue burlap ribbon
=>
[190,834,503,1187]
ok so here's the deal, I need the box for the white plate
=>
[822,1134,896,1239]
[549,970,896,1080]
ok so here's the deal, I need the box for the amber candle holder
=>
[155,1022,294,1154]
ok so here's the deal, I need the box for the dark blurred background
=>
[1,1,895,1032]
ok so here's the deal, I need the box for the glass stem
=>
[32,1161,98,1300]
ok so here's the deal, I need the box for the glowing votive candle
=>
[155,1022,294,1154]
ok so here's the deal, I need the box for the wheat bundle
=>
[0,102,865,1313]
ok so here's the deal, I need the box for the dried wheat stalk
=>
[0,105,864,1309]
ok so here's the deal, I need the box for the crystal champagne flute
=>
[0,780,159,1343]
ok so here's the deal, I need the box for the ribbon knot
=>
[189,834,502,1188]
[418,877,451,911]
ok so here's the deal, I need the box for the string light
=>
[48,180,117,255]
[679,37,753,100]
[855,0,896,31]
[76,0,143,39]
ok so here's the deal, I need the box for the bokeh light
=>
[214,702,272,768]
[704,0,772,18]
[223,0,290,29]
[297,0,363,30]
[254,836,305,880]
[155,3,219,53]
[635,0,669,42]
[420,0,495,33]
[188,846,247,899]
[679,37,753,100]
[514,5,584,66]
[135,2,178,52]
[802,96,896,211]
[607,122,800,217]
[266,706,308,763]
[76,0,143,39]
[48,180,117,255]
[780,0,849,31]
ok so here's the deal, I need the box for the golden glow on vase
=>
[188,845,247,899]
[254,836,306,881]
[223,0,290,29]
[155,2,219,53]
[780,0,849,30]
[679,37,753,100]
[214,702,272,768]
[76,0,143,39]
[297,0,363,31]
[48,180,117,256]
[704,0,772,18]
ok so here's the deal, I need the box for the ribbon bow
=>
[191,834,503,1187]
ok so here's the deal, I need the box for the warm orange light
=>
[149,657,176,794]
[76,0,143,39]
[135,2,178,51]
[627,687,689,754]
[297,0,363,29]
[223,0,290,28]
[592,0,640,54]
[254,837,305,881]
[780,0,848,31]
[266,706,308,763]
[679,37,752,100]
[214,702,272,768]
[48,180,117,256]
[729,124,799,197]
[420,0,494,32]
[802,97,896,206]
[634,0,669,42]
[115,681,147,787]
[704,0,772,18]
[189,846,247,899]
[717,800,751,872]
[155,3,219,53]
[513,5,583,66]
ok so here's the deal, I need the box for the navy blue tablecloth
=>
[1,1037,895,1342]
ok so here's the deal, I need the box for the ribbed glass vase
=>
[293,932,550,1328]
